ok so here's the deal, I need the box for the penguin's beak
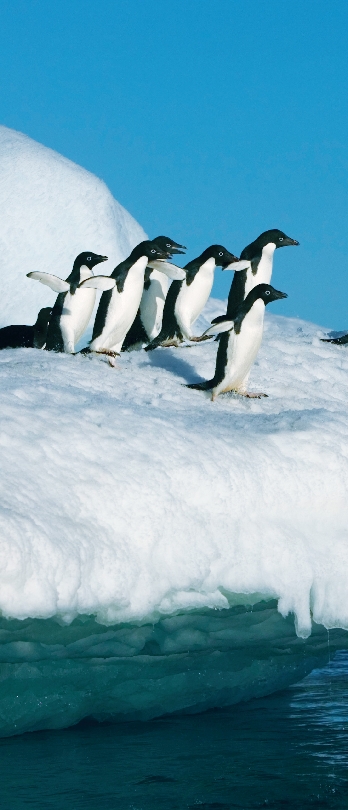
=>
[221,252,239,268]
[274,290,288,299]
[100,256,108,261]
[171,242,187,252]
[281,238,299,247]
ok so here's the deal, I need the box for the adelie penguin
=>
[87,241,186,360]
[122,236,187,351]
[145,245,247,351]
[210,229,299,394]
[0,307,52,350]
[187,284,288,400]
[27,252,114,353]
[320,333,348,346]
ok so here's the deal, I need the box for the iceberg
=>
[1,301,348,736]
[0,127,347,737]
[0,125,146,326]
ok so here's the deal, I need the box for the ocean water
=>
[0,651,347,809]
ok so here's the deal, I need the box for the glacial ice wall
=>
[0,604,346,737]
[0,125,146,325]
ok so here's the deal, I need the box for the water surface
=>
[0,651,347,809]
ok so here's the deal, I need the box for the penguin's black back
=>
[45,294,66,352]
[122,310,149,350]
[186,332,229,391]
[145,280,183,350]
[91,289,113,342]
[0,324,35,349]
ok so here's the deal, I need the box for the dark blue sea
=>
[0,652,347,810]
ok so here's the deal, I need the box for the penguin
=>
[209,229,299,392]
[0,307,52,350]
[145,244,245,351]
[187,284,288,400]
[122,236,187,350]
[88,241,184,358]
[27,252,114,353]
[320,333,348,345]
[213,229,299,323]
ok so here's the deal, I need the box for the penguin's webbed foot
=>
[90,349,121,367]
[188,335,213,343]
[240,391,268,399]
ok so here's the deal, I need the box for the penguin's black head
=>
[35,307,52,327]
[131,241,171,262]
[241,230,299,260]
[254,283,288,304]
[75,252,108,270]
[152,236,186,255]
[203,245,239,268]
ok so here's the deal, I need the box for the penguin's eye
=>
[278,238,283,242]
[265,291,270,295]
[151,249,156,253]
[218,252,223,256]
[166,243,171,247]
[87,256,91,260]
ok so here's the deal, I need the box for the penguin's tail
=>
[321,333,348,345]
[185,379,214,391]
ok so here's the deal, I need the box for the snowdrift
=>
[1,301,348,735]
[0,125,146,326]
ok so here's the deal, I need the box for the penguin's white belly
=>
[244,244,275,296]
[176,260,215,337]
[217,301,265,393]
[60,288,96,351]
[91,259,146,351]
[140,271,169,340]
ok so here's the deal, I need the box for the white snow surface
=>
[1,301,348,639]
[0,125,146,325]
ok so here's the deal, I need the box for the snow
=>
[1,302,348,643]
[0,125,146,326]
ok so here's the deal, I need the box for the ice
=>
[0,607,346,737]
[0,125,146,326]
[0,127,348,736]
[0,305,348,738]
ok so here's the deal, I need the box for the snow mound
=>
[0,126,146,326]
[1,303,348,640]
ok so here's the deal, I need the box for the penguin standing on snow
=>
[0,307,52,350]
[145,244,245,351]
[187,284,288,400]
[209,229,299,395]
[122,236,187,350]
[27,252,114,353]
[88,241,185,359]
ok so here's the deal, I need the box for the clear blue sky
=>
[0,0,347,327]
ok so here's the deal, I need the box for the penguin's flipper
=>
[223,260,251,271]
[27,272,70,293]
[186,379,214,391]
[79,276,116,291]
[202,320,234,337]
[211,314,227,325]
[147,260,186,280]
[321,333,348,345]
